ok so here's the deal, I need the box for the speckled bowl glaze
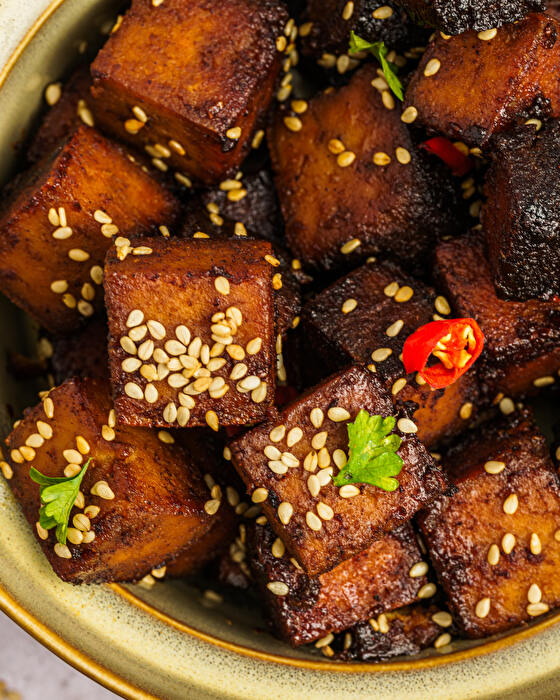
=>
[1,2,560,697]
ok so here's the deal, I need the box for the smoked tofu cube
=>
[301,261,480,447]
[417,410,560,638]
[433,232,560,400]
[269,64,457,272]
[347,604,447,660]
[104,237,276,428]
[229,365,447,577]
[482,121,560,301]
[248,520,428,645]
[0,126,180,334]
[393,0,545,34]
[27,66,94,163]
[90,0,288,185]
[404,14,560,148]
[2,378,212,583]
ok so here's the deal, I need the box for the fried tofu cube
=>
[269,64,457,272]
[417,410,560,637]
[230,365,446,577]
[2,378,212,583]
[433,232,560,399]
[90,0,287,185]
[348,604,446,660]
[248,520,428,645]
[0,126,179,334]
[50,318,109,384]
[301,261,480,447]
[393,0,545,34]
[482,122,560,301]
[301,0,428,57]
[104,237,276,428]
[405,14,560,148]
[27,66,94,163]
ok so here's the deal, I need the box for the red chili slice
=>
[402,318,484,389]
[420,136,474,176]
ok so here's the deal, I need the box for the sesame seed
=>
[10,449,24,464]
[424,58,441,77]
[484,460,505,474]
[401,106,418,124]
[527,602,549,617]
[76,435,90,454]
[328,407,350,424]
[394,285,414,302]
[475,597,491,618]
[478,28,497,40]
[91,480,115,500]
[204,499,221,515]
[44,397,54,418]
[528,583,542,604]
[270,425,286,442]
[278,501,293,524]
[271,538,285,558]
[371,348,392,362]
[126,309,144,328]
[36,421,53,439]
[252,382,268,404]
[246,337,262,355]
[432,611,453,627]
[287,428,303,447]
[63,449,82,464]
[252,130,265,149]
[397,417,417,434]
[52,226,73,240]
[530,533,542,555]
[339,484,360,498]
[62,293,76,309]
[45,82,62,106]
[272,273,283,290]
[306,511,322,531]
[342,0,354,19]
[64,463,81,478]
[291,100,308,115]
[328,139,345,154]
[337,151,356,168]
[373,152,391,166]
[525,118,542,131]
[226,127,241,140]
[392,378,407,395]
[269,460,288,475]
[175,172,192,188]
[333,449,347,468]
[267,581,289,596]
[503,493,518,515]
[459,402,473,420]
[317,502,334,520]
[555,529,560,542]
[265,446,281,461]
[307,474,320,497]
[102,425,115,441]
[533,376,555,388]
[434,633,451,649]
[276,35,287,51]
[157,430,174,444]
[125,118,144,134]
[265,254,281,267]
[386,319,404,337]
[304,451,318,471]
[418,583,437,599]
[252,488,269,503]
[434,296,451,315]
[381,90,395,110]
[206,410,219,432]
[502,532,516,554]
[395,147,411,165]
[284,116,302,132]
[214,276,230,296]
[373,5,393,19]
[340,238,361,254]
[499,397,515,415]
[54,543,72,559]
[281,452,299,468]
[124,382,143,400]
[50,280,68,294]
[144,383,159,404]
[341,298,357,314]
[487,544,500,565]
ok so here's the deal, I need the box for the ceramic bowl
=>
[0,1,559,697]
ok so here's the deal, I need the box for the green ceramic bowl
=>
[0,2,560,697]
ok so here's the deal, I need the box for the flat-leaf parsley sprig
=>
[348,32,403,101]
[333,410,403,491]
[29,459,90,545]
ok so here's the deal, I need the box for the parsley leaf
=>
[29,459,90,545]
[348,32,403,101]
[333,410,403,491]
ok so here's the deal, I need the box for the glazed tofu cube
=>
[433,232,560,399]
[301,261,480,447]
[28,66,94,163]
[417,410,560,637]
[269,64,457,272]
[2,378,212,583]
[90,0,288,185]
[230,365,447,576]
[393,0,545,34]
[248,520,428,645]
[104,237,276,428]
[301,0,427,57]
[0,126,180,334]
[482,121,560,301]
[347,604,447,660]
[404,14,560,148]
[50,318,109,384]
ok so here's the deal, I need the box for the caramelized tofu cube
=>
[301,261,480,447]
[104,237,276,428]
[348,605,445,660]
[393,0,545,34]
[417,411,560,637]
[249,520,428,645]
[433,232,560,399]
[2,378,211,583]
[405,14,560,148]
[50,318,109,384]
[0,126,179,334]
[482,121,560,301]
[269,64,456,272]
[90,0,287,185]
[28,66,94,163]
[230,365,446,577]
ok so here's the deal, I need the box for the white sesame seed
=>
[267,581,289,596]
[417,583,436,599]
[270,425,286,442]
[328,407,351,422]
[340,238,361,255]
[310,408,324,428]
[392,378,407,396]
[284,116,302,132]
[341,298,357,314]
[214,276,230,295]
[306,511,322,531]
[499,397,515,415]
[124,382,143,399]
[91,480,115,500]
[397,417,417,434]
[503,493,518,515]
[339,484,360,498]
[317,502,334,520]
[484,460,506,474]
[158,430,174,444]
[434,633,451,649]
[312,432,328,450]
[386,319,404,337]
[246,337,263,355]
[533,376,555,388]
[278,502,293,524]
[527,602,549,617]
[337,151,356,168]
[126,309,144,328]
[76,435,90,454]
[373,5,393,18]
[395,148,411,165]
[528,583,542,604]
[54,543,72,559]
[478,28,497,40]
[204,499,221,515]
[252,488,269,503]
[409,561,429,578]
[333,449,347,469]
[271,538,285,558]
[530,533,542,555]
[373,152,391,166]
[206,410,219,432]
[44,397,54,418]
[424,58,441,76]
[502,532,516,554]
[432,611,453,627]
[459,402,473,420]
[487,544,500,565]
[401,106,418,124]
[475,597,491,618]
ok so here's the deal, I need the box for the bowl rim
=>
[1,1,560,697]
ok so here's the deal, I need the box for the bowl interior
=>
[0,1,560,698]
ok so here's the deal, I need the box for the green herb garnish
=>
[349,32,403,101]
[29,459,90,545]
[333,410,403,491]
